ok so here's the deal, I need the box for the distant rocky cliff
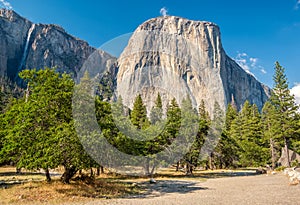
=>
[116,16,270,114]
[0,9,270,115]
[0,9,104,81]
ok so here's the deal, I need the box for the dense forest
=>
[0,62,299,183]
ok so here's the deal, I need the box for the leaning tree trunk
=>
[61,166,77,184]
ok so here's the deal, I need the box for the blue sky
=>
[1,0,300,102]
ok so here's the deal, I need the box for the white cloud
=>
[250,57,258,67]
[160,7,168,17]
[0,0,12,9]
[295,0,300,10]
[260,68,267,74]
[290,83,300,105]
[234,52,267,76]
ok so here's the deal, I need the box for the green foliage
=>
[261,101,281,167]
[230,101,268,167]
[150,93,163,125]
[1,60,299,179]
[215,103,239,168]
[0,68,95,182]
[269,62,299,166]
[184,100,210,170]
[130,94,150,129]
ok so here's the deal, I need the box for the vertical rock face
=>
[116,16,270,115]
[0,9,31,79]
[0,9,112,82]
[0,10,270,115]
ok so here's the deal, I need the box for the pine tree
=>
[230,101,267,167]
[208,101,224,169]
[262,101,281,168]
[150,93,163,125]
[130,94,149,129]
[270,62,299,167]
[165,98,181,140]
[180,96,199,175]
[216,103,239,168]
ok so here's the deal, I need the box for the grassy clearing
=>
[0,166,258,204]
[0,166,142,205]
[0,178,141,205]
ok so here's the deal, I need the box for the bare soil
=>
[1,167,299,205]
[75,173,300,205]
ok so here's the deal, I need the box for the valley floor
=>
[71,173,299,205]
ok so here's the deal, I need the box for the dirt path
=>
[69,173,299,205]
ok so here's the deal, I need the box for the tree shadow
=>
[0,172,42,177]
[153,169,258,179]
[130,180,208,198]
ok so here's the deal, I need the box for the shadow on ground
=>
[128,180,208,198]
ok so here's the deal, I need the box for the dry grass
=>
[0,180,141,205]
[0,166,258,204]
[0,166,142,205]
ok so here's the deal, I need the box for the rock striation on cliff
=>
[0,9,100,81]
[0,9,270,115]
[116,16,270,115]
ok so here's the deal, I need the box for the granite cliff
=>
[0,9,270,115]
[116,16,270,114]
[0,9,111,82]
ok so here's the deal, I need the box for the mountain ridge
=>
[0,9,270,115]
[116,15,270,114]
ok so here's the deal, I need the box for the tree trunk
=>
[96,167,100,176]
[100,166,104,174]
[209,153,214,170]
[45,168,51,182]
[284,137,291,167]
[189,164,193,175]
[145,158,150,176]
[176,161,180,172]
[90,168,94,177]
[61,166,77,184]
[270,138,276,169]
[16,167,21,174]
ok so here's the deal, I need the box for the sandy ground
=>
[66,173,300,205]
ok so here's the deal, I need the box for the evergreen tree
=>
[130,94,149,129]
[1,68,94,183]
[270,62,299,167]
[164,98,181,141]
[180,96,199,174]
[208,101,224,169]
[216,103,239,168]
[261,101,281,168]
[230,101,267,167]
[150,93,163,125]
[184,100,210,172]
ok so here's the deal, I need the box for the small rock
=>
[256,168,267,174]
[150,178,156,184]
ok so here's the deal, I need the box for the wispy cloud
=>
[234,52,267,76]
[0,0,12,9]
[295,0,300,10]
[160,7,168,17]
[290,83,300,105]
